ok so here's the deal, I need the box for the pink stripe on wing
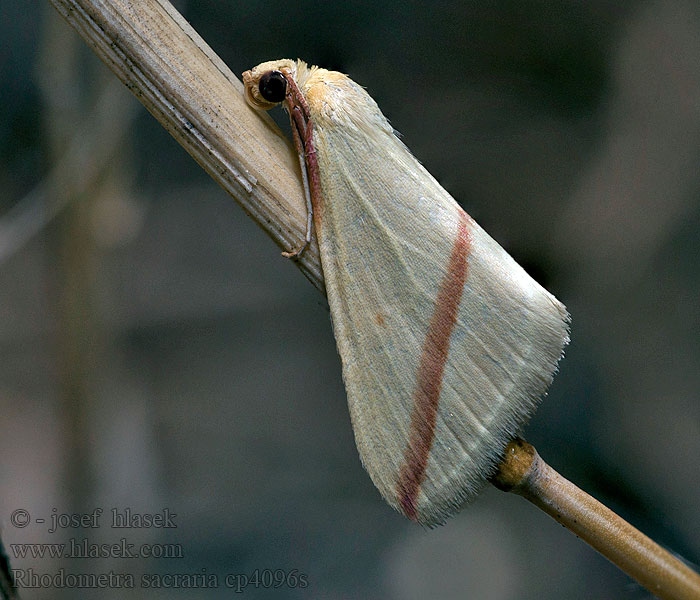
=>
[397,209,472,521]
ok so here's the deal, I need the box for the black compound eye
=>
[259,71,287,103]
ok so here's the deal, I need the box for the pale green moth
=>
[243,59,569,527]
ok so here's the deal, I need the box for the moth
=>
[243,59,569,526]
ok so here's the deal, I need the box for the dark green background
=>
[2,1,699,598]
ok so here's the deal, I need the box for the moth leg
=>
[281,103,313,259]
[282,145,313,258]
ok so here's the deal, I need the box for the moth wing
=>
[305,74,569,526]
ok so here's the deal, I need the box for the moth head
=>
[242,59,296,110]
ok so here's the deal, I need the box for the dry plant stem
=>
[48,0,323,291]
[493,440,700,600]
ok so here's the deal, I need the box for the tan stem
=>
[48,0,324,291]
[492,439,700,600]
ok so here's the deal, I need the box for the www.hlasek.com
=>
[11,568,309,591]
[10,538,183,559]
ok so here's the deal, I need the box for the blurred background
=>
[1,1,699,598]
